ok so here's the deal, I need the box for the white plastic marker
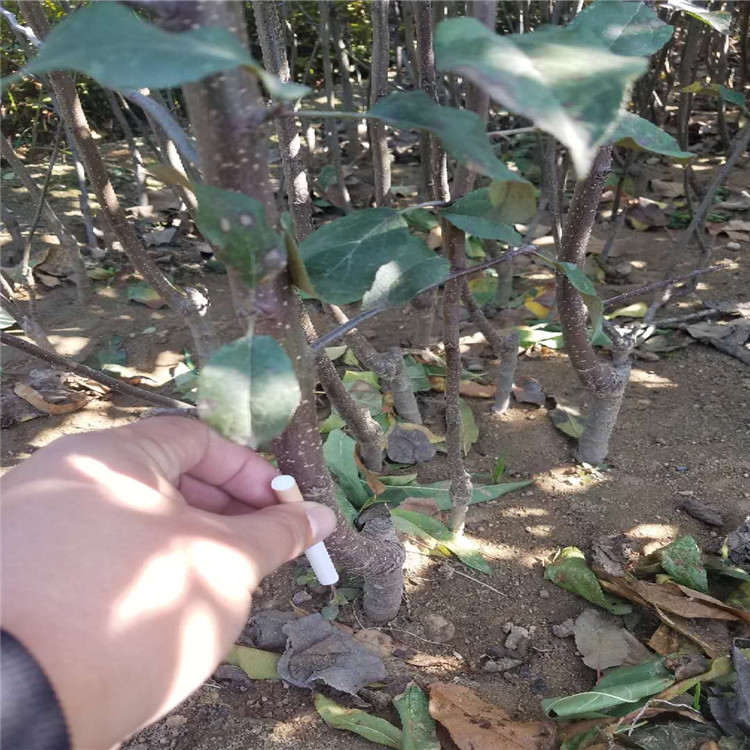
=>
[270,474,339,586]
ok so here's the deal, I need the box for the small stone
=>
[539,589,550,599]
[637,398,653,406]
[165,714,188,727]
[552,619,575,638]
[504,624,530,652]
[482,657,523,673]
[726,241,741,251]
[423,613,455,643]
[530,677,550,695]
[214,664,251,683]
[292,591,312,605]
[677,490,694,497]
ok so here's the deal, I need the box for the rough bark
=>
[326,305,422,425]
[556,146,630,463]
[330,6,361,159]
[493,330,519,415]
[443,223,473,533]
[369,0,392,207]
[410,0,448,347]
[0,275,54,353]
[318,1,352,213]
[0,204,24,259]
[105,89,147,207]
[253,0,314,239]
[19,2,215,363]
[177,1,403,623]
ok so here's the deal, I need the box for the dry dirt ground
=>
[1,143,748,750]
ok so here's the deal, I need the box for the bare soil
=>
[1,144,748,750]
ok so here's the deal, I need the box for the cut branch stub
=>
[435,16,648,175]
[10,2,308,100]
[194,183,286,288]
[197,334,301,450]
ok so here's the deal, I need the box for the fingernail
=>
[306,504,336,542]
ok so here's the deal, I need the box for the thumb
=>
[222,502,337,585]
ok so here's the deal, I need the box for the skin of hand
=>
[0,416,336,750]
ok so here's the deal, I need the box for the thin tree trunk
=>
[410,0,448,347]
[176,1,403,623]
[20,2,215,364]
[331,6,361,160]
[555,146,629,465]
[1,134,90,304]
[0,274,54,353]
[105,89,147,207]
[318,1,352,213]
[326,305,422,425]
[0,205,25,260]
[369,0,392,207]
[493,330,519,415]
[254,0,314,239]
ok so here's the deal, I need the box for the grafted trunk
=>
[175,1,403,623]
[555,146,630,464]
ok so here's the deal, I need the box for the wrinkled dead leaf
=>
[387,426,437,465]
[143,227,177,247]
[512,375,546,406]
[648,624,702,656]
[0,386,45,428]
[13,383,88,415]
[592,535,636,578]
[396,422,445,444]
[353,629,393,659]
[428,376,496,398]
[679,498,724,527]
[627,199,668,230]
[277,613,386,696]
[429,682,557,750]
[354,452,386,495]
[651,179,685,198]
[574,608,652,671]
[248,609,297,651]
[549,405,585,440]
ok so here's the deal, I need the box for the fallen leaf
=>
[707,219,750,235]
[353,629,393,659]
[315,693,402,748]
[87,266,116,281]
[648,624,702,656]
[354,452,386,495]
[387,426,437,465]
[223,645,280,679]
[605,301,648,319]
[627,199,668,230]
[13,383,88,415]
[429,682,556,750]
[679,498,724,527]
[143,227,177,247]
[651,179,685,198]
[35,271,62,288]
[399,497,442,517]
[545,547,631,614]
[656,535,708,593]
[727,522,750,567]
[428,376,496,398]
[127,280,166,308]
[0,386,46,427]
[277,613,386,695]
[459,398,479,456]
[248,610,297,651]
[396,422,445,444]
[591,535,636,578]
[394,682,440,750]
[549,406,585,439]
[574,608,652,671]
[512,375,546,406]
[627,719,721,749]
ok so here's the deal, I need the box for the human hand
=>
[0,417,336,749]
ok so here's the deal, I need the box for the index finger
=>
[122,417,280,509]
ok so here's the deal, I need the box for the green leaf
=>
[403,356,431,393]
[320,410,346,434]
[442,188,527,240]
[323,430,370,507]
[549,406,586,439]
[368,90,533,186]
[542,658,673,719]
[333,482,359,527]
[83,334,127,374]
[402,207,439,232]
[705,557,750,583]
[299,208,431,304]
[607,112,695,161]
[459,398,478,456]
[545,547,631,614]
[487,181,539,225]
[13,3,307,99]
[516,325,565,349]
[378,479,533,509]
[224,645,280,679]
[380,473,420,486]
[314,693,402,748]
[492,456,506,482]
[362,236,449,311]
[469,274,498,307]
[393,683,440,750]
[656,535,708,594]
[343,370,381,390]
[0,307,17,330]
[197,334,301,449]
[726,581,750,613]
[391,508,492,574]
[667,0,731,34]
[127,280,165,309]
[194,183,285,288]
[569,0,673,57]
[682,82,748,113]
[536,256,604,339]
[435,17,646,176]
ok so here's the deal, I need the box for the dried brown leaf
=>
[13,383,88,415]
[428,682,557,750]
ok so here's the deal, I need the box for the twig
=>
[309,245,537,351]
[0,6,40,46]
[0,331,195,411]
[602,263,727,309]
[448,565,508,597]
[651,308,722,327]
[488,126,536,139]
[119,89,201,168]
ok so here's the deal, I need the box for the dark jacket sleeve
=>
[1,629,71,750]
